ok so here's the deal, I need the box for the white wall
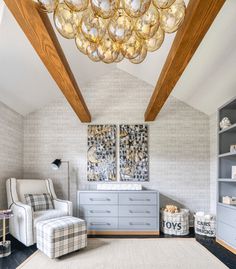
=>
[23,68,210,222]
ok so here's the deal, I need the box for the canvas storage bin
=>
[194,212,216,237]
[161,209,189,236]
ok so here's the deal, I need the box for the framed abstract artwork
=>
[119,124,148,181]
[87,125,116,181]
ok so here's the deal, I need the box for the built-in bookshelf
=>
[217,97,236,254]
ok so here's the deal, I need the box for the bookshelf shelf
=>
[217,97,236,254]
[219,123,236,134]
[218,179,236,182]
[219,152,236,158]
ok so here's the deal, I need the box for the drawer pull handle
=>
[90,222,111,226]
[129,210,150,214]
[129,222,150,226]
[129,198,151,202]
[89,198,111,201]
[89,210,111,214]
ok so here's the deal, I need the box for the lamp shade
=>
[51,159,62,170]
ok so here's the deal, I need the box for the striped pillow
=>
[24,193,54,212]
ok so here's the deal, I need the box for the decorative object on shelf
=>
[232,166,236,179]
[51,159,71,200]
[35,0,186,64]
[88,125,116,181]
[119,124,148,181]
[230,144,236,153]
[219,117,231,130]
[222,196,236,205]
[194,212,216,237]
[0,209,13,258]
[161,208,189,236]
[97,183,142,191]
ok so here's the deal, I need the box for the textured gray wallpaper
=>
[210,113,218,214]
[0,101,23,232]
[0,101,23,210]
[23,68,210,221]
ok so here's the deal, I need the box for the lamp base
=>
[0,241,11,258]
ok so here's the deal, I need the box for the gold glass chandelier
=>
[37,0,186,64]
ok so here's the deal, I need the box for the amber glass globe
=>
[122,0,151,18]
[145,26,164,51]
[38,0,186,64]
[87,43,100,62]
[108,10,133,43]
[65,0,88,12]
[135,5,159,40]
[54,3,81,39]
[91,0,119,19]
[115,52,124,63]
[37,0,59,13]
[81,10,106,43]
[121,32,143,59]
[97,34,120,63]
[159,0,186,33]
[152,0,175,9]
[75,30,91,54]
[130,45,147,64]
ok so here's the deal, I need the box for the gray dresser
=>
[77,190,160,235]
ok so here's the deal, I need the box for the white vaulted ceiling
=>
[0,4,112,115]
[0,0,236,117]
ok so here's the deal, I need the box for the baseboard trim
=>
[87,230,160,236]
[216,239,236,255]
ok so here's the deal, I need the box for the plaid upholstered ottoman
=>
[36,216,87,258]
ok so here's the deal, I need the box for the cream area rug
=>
[18,238,228,269]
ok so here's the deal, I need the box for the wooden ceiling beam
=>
[4,0,91,122]
[145,0,226,121]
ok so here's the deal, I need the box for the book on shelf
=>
[0,209,13,218]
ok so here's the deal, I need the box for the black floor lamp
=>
[51,159,70,200]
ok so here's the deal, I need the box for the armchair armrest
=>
[53,199,72,216]
[10,202,34,246]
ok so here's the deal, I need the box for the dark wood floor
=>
[0,235,37,269]
[1,230,236,269]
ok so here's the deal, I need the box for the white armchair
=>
[6,178,72,246]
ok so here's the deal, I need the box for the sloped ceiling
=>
[0,4,112,116]
[118,0,236,115]
[0,0,236,117]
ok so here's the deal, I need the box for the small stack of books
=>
[222,196,236,205]
[0,209,13,219]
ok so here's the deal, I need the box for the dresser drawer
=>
[217,221,236,248]
[86,217,118,230]
[80,192,118,205]
[119,205,157,217]
[79,205,118,217]
[119,218,157,230]
[217,204,236,228]
[119,193,157,205]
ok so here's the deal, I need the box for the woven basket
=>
[161,209,189,236]
[194,214,216,237]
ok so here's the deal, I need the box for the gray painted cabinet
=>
[77,190,159,235]
[217,97,236,254]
